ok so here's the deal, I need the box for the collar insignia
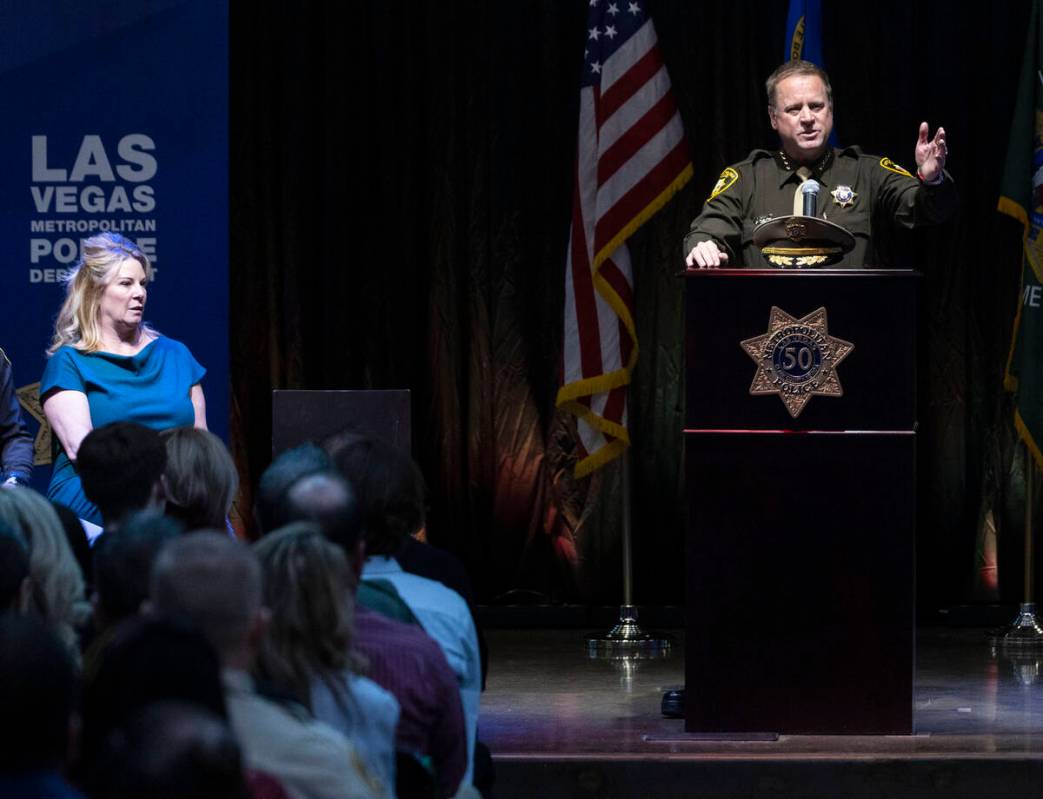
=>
[778,149,834,172]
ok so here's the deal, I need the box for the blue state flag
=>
[784,0,837,145]
[785,0,825,64]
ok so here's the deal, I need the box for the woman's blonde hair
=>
[161,427,239,531]
[253,523,365,710]
[47,232,155,355]
[0,488,88,659]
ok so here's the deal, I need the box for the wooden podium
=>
[683,269,918,735]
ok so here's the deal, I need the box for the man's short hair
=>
[150,533,262,659]
[283,471,363,554]
[325,434,425,557]
[93,513,183,628]
[765,59,833,111]
[88,702,248,799]
[81,615,226,769]
[78,422,167,524]
[254,443,331,535]
[0,615,76,772]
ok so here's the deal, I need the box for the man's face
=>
[769,74,833,163]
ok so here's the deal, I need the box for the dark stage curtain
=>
[231,1,1034,610]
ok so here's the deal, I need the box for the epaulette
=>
[878,156,915,178]
[747,148,775,164]
[705,151,775,202]
[841,145,915,177]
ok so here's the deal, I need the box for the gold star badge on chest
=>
[740,306,854,418]
[830,185,857,208]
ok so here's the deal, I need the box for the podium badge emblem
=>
[740,306,854,418]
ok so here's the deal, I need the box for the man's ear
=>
[768,106,779,131]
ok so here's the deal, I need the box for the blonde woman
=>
[0,487,88,658]
[41,233,207,528]
[255,524,399,798]
[161,427,239,532]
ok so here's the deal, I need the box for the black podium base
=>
[684,431,915,734]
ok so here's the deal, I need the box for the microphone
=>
[801,179,821,217]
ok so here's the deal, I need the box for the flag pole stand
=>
[587,451,670,659]
[990,442,1043,650]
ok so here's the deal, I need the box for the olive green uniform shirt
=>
[682,146,957,268]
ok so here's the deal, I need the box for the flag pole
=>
[1026,444,1034,605]
[994,442,1043,649]
[587,450,669,659]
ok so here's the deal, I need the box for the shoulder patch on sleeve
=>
[707,167,739,201]
[879,157,914,178]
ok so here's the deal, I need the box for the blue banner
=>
[784,0,837,146]
[785,0,825,64]
[0,1,228,492]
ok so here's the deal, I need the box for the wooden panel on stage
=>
[684,431,915,734]
[683,269,918,735]
[271,389,411,456]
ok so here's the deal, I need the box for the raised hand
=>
[915,122,947,183]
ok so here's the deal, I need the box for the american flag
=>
[557,0,691,477]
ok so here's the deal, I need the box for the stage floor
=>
[480,627,1043,798]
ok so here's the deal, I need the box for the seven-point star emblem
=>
[740,306,854,418]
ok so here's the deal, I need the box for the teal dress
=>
[40,337,205,525]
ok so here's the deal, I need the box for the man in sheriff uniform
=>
[0,349,32,488]
[684,59,955,269]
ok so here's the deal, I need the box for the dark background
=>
[230,0,1033,612]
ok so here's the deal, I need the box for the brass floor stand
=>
[587,603,671,659]
[989,444,1043,650]
[587,454,670,660]
[991,602,1043,650]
